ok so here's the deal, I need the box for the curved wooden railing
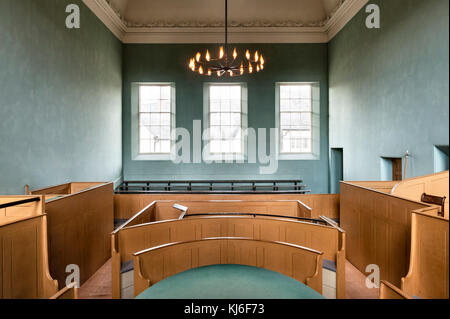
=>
[111,215,345,299]
[133,237,323,297]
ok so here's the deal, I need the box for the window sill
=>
[133,154,174,161]
[278,153,320,161]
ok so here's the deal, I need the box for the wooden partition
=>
[31,182,106,201]
[401,209,449,299]
[134,237,323,297]
[380,281,412,299]
[155,200,302,220]
[391,171,449,218]
[349,181,400,194]
[112,216,345,299]
[114,194,340,220]
[340,182,430,286]
[44,182,114,288]
[0,196,59,298]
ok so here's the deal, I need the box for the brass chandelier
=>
[188,0,265,77]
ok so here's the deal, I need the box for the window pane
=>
[278,84,313,154]
[280,99,290,112]
[160,140,171,153]
[221,113,230,126]
[280,86,290,99]
[290,86,301,99]
[230,100,240,112]
[138,84,174,155]
[161,126,171,139]
[149,100,160,112]
[231,113,240,126]
[160,100,170,112]
[140,113,151,126]
[150,126,161,138]
[150,113,160,126]
[140,103,151,113]
[210,113,221,125]
[160,113,170,125]
[231,140,241,153]
[161,86,171,99]
[280,113,290,126]
[140,126,152,139]
[210,140,221,153]
[300,85,311,99]
[210,100,221,112]
[140,139,151,153]
[208,85,243,155]
[210,126,221,139]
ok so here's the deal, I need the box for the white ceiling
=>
[83,0,368,43]
[107,0,344,27]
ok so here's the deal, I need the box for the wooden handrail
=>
[0,197,40,209]
[134,236,324,256]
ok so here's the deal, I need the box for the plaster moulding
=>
[82,0,369,43]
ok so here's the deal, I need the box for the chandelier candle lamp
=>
[188,0,265,77]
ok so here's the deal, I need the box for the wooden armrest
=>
[380,280,412,299]
[49,282,79,299]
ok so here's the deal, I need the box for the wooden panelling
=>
[45,183,114,289]
[31,183,72,196]
[340,182,429,287]
[112,216,345,299]
[391,171,449,218]
[401,210,449,299]
[347,181,400,194]
[114,194,340,220]
[0,196,58,299]
[134,238,323,297]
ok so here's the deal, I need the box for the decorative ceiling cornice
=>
[82,0,368,43]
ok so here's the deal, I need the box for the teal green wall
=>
[329,0,449,181]
[0,0,123,194]
[122,44,330,193]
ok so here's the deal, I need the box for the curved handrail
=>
[183,212,326,224]
[134,236,323,256]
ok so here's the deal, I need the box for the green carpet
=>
[136,264,325,299]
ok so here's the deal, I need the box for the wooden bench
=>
[31,182,114,289]
[401,209,449,299]
[0,196,58,299]
[133,237,323,297]
[112,214,345,299]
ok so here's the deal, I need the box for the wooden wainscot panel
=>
[340,182,429,287]
[401,209,449,299]
[45,183,114,288]
[114,194,340,221]
[0,196,58,299]
[133,238,323,297]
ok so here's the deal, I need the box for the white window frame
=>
[203,83,248,162]
[275,82,320,160]
[131,82,176,161]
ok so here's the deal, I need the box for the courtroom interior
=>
[0,0,448,302]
